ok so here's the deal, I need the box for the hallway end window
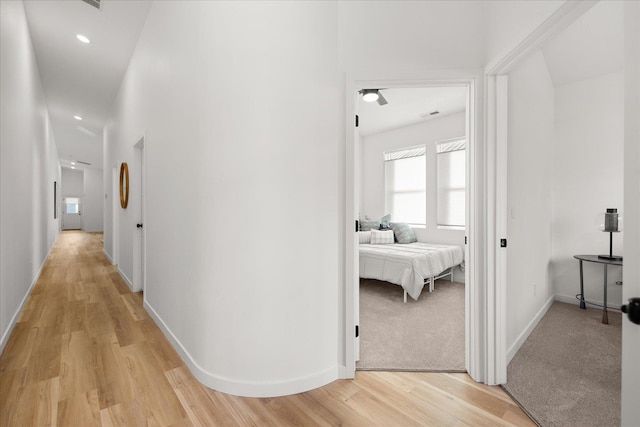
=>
[65,198,80,214]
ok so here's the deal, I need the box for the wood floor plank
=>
[58,330,98,401]
[93,332,134,410]
[32,376,60,426]
[136,317,184,372]
[121,292,148,321]
[57,388,101,426]
[165,366,222,427]
[100,403,128,427]
[0,231,536,427]
[119,341,188,425]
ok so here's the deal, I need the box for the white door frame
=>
[62,195,83,230]
[484,0,611,385]
[132,135,146,293]
[344,72,482,380]
[621,1,640,424]
[112,164,120,266]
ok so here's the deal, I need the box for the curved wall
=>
[104,1,340,396]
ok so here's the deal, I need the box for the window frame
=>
[436,137,466,230]
[383,145,427,227]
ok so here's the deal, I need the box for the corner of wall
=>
[506,294,554,364]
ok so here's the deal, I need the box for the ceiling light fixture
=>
[359,89,388,105]
[361,89,380,103]
[74,115,83,121]
[71,166,76,169]
[76,34,91,44]
[71,162,76,165]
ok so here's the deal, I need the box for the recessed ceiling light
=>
[74,115,83,121]
[71,162,76,165]
[76,34,90,44]
[71,166,76,169]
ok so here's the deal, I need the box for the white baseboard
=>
[118,267,133,291]
[143,300,339,397]
[103,248,113,264]
[507,295,554,364]
[554,293,623,311]
[0,244,54,355]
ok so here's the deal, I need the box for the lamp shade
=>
[595,208,623,232]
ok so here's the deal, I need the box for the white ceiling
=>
[357,87,467,137]
[23,0,151,170]
[22,0,621,167]
[541,0,623,87]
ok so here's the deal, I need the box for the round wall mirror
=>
[120,162,129,209]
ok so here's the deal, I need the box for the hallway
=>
[0,231,533,426]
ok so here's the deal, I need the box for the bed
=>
[359,242,464,302]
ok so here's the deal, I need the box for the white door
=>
[62,197,82,230]
[621,1,640,423]
[133,137,145,292]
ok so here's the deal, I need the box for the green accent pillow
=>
[391,222,417,244]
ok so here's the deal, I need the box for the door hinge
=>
[355,115,359,128]
[355,325,359,338]
[465,236,467,245]
[500,238,507,248]
[355,220,359,232]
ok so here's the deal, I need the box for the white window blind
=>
[384,146,426,226]
[436,138,466,228]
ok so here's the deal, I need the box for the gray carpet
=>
[503,302,621,427]
[356,278,465,371]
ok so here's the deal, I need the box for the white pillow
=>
[358,230,372,244]
[370,229,394,244]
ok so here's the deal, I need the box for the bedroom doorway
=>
[354,85,469,372]
[345,76,480,378]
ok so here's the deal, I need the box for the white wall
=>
[506,49,555,359]
[339,1,486,75]
[360,112,466,281]
[61,167,83,197]
[0,0,60,352]
[105,1,340,397]
[485,0,564,67]
[83,168,104,232]
[99,0,574,395]
[551,71,624,306]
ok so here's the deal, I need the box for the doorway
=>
[112,164,120,266]
[132,136,145,293]
[355,86,468,371]
[62,196,83,230]
[345,77,478,378]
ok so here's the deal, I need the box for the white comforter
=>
[359,242,463,300]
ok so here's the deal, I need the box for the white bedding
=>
[359,242,463,300]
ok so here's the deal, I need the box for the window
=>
[436,138,466,228]
[384,146,426,226]
[65,197,79,214]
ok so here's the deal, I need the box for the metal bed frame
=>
[403,266,456,303]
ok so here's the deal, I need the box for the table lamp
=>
[596,208,623,261]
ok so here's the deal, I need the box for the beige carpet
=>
[356,278,465,371]
[503,302,621,427]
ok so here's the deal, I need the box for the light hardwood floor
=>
[0,231,534,426]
